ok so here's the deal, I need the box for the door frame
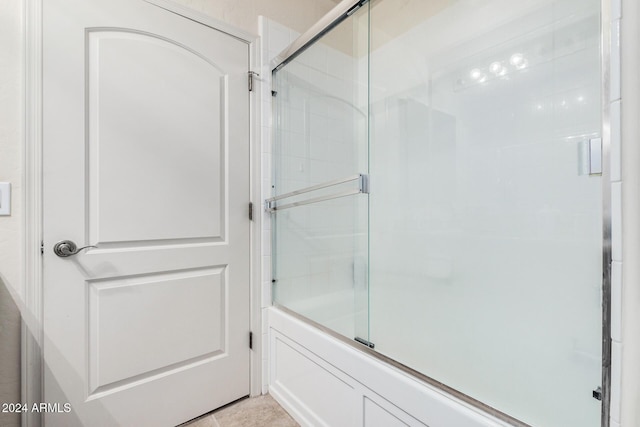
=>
[22,1,263,425]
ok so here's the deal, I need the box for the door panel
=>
[87,29,227,244]
[87,267,226,393]
[43,0,250,425]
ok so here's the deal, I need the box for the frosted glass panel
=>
[272,6,370,341]
[368,0,602,426]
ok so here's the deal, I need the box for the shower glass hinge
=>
[265,200,274,211]
[248,71,259,92]
[249,331,253,349]
[354,337,375,349]
[40,240,44,255]
[359,173,369,194]
[249,202,254,221]
[592,386,602,401]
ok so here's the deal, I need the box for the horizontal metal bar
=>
[267,188,363,212]
[266,174,362,204]
[271,0,366,72]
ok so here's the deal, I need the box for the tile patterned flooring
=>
[182,395,299,427]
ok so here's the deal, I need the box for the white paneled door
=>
[42,0,251,425]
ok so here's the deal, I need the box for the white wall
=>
[619,1,640,426]
[171,0,339,35]
[0,0,24,426]
[258,16,300,395]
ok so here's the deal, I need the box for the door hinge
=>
[249,202,254,221]
[249,331,253,349]
[40,240,44,255]
[248,71,259,92]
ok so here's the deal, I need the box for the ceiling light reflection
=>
[510,53,525,67]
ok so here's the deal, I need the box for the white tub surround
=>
[268,308,513,427]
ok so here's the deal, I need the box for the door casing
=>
[21,1,263,426]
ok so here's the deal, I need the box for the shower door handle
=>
[53,240,98,257]
[266,174,369,212]
[588,138,602,175]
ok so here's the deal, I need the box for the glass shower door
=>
[271,5,370,342]
[368,0,603,426]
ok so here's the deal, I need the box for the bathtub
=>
[267,307,514,427]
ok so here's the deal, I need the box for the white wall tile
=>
[611,0,622,21]
[269,21,292,55]
[258,76,270,102]
[262,279,272,308]
[309,137,330,161]
[262,332,269,358]
[268,49,283,62]
[253,122,262,156]
[262,229,272,255]
[263,259,272,287]
[262,179,273,200]
[262,307,269,334]
[261,153,272,183]
[309,113,329,140]
[261,259,273,310]
[261,18,279,317]
[611,100,621,182]
[262,208,271,231]
[289,109,306,135]
[612,182,622,262]
[610,19,621,102]
[261,357,269,394]
[327,50,352,78]
[289,30,300,43]
[262,100,272,126]
[261,126,271,154]
[305,42,328,72]
[611,261,622,342]
[262,46,271,65]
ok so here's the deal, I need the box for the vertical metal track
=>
[600,0,613,425]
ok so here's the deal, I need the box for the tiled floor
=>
[182,394,299,427]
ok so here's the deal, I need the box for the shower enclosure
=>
[268,0,606,425]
